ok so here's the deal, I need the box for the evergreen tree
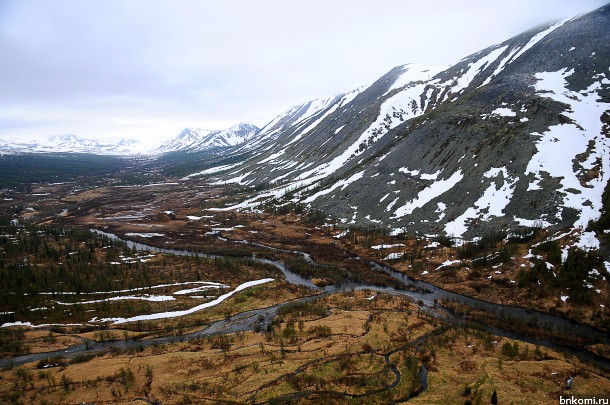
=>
[491,389,498,404]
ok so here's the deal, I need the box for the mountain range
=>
[1,4,609,244]
[188,4,610,243]
[0,122,261,156]
[0,134,148,155]
[157,123,260,153]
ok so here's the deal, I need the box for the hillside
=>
[190,5,610,245]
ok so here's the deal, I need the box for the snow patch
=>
[302,171,364,203]
[387,64,448,94]
[445,168,516,237]
[436,260,461,270]
[181,163,242,179]
[526,68,610,233]
[445,46,507,97]
[490,107,516,117]
[371,243,405,250]
[95,278,275,324]
[383,252,404,260]
[393,171,463,217]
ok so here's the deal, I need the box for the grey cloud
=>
[0,0,607,141]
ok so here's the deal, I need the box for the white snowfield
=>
[435,260,462,270]
[94,278,275,324]
[302,171,364,203]
[480,18,572,88]
[200,64,454,208]
[237,95,341,153]
[526,68,610,232]
[386,63,449,94]
[0,134,154,156]
[285,94,350,147]
[445,168,517,238]
[333,230,348,239]
[393,170,464,218]
[159,123,259,154]
[444,46,508,99]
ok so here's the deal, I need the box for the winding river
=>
[2,230,609,378]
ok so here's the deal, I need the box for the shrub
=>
[501,341,519,359]
[533,240,562,265]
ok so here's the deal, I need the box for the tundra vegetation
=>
[0,181,608,403]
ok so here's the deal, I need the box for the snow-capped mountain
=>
[158,123,260,153]
[0,122,261,156]
[234,95,348,153]
[158,128,213,152]
[190,4,610,243]
[0,135,147,155]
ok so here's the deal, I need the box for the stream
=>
[2,230,609,381]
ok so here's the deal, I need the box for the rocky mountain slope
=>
[158,123,260,153]
[193,4,610,244]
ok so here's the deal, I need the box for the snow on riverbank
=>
[36,281,226,295]
[56,294,176,305]
[1,321,86,328]
[93,278,275,324]
[174,284,229,295]
[3,279,275,328]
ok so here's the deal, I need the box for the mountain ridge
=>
[191,4,609,247]
[0,122,261,156]
[0,134,147,155]
[1,4,608,247]
[156,123,260,154]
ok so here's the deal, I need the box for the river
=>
[1,230,608,375]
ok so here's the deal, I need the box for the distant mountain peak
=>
[178,128,212,138]
[0,134,147,155]
[47,134,84,143]
[116,138,141,146]
[157,123,260,154]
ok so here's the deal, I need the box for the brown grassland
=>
[2,291,609,404]
[0,181,608,403]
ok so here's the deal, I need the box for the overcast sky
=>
[0,0,607,144]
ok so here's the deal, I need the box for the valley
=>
[1,179,609,403]
[0,3,609,403]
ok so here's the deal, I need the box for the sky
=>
[0,0,607,144]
